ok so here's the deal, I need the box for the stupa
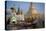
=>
[27,2,39,19]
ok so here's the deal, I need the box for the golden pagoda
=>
[28,2,40,19]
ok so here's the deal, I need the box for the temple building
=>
[27,2,40,19]
[10,7,24,24]
[31,3,39,19]
[16,8,24,21]
[25,2,40,21]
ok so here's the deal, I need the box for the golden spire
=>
[27,2,38,16]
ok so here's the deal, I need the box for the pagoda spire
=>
[27,2,38,16]
[27,2,32,16]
